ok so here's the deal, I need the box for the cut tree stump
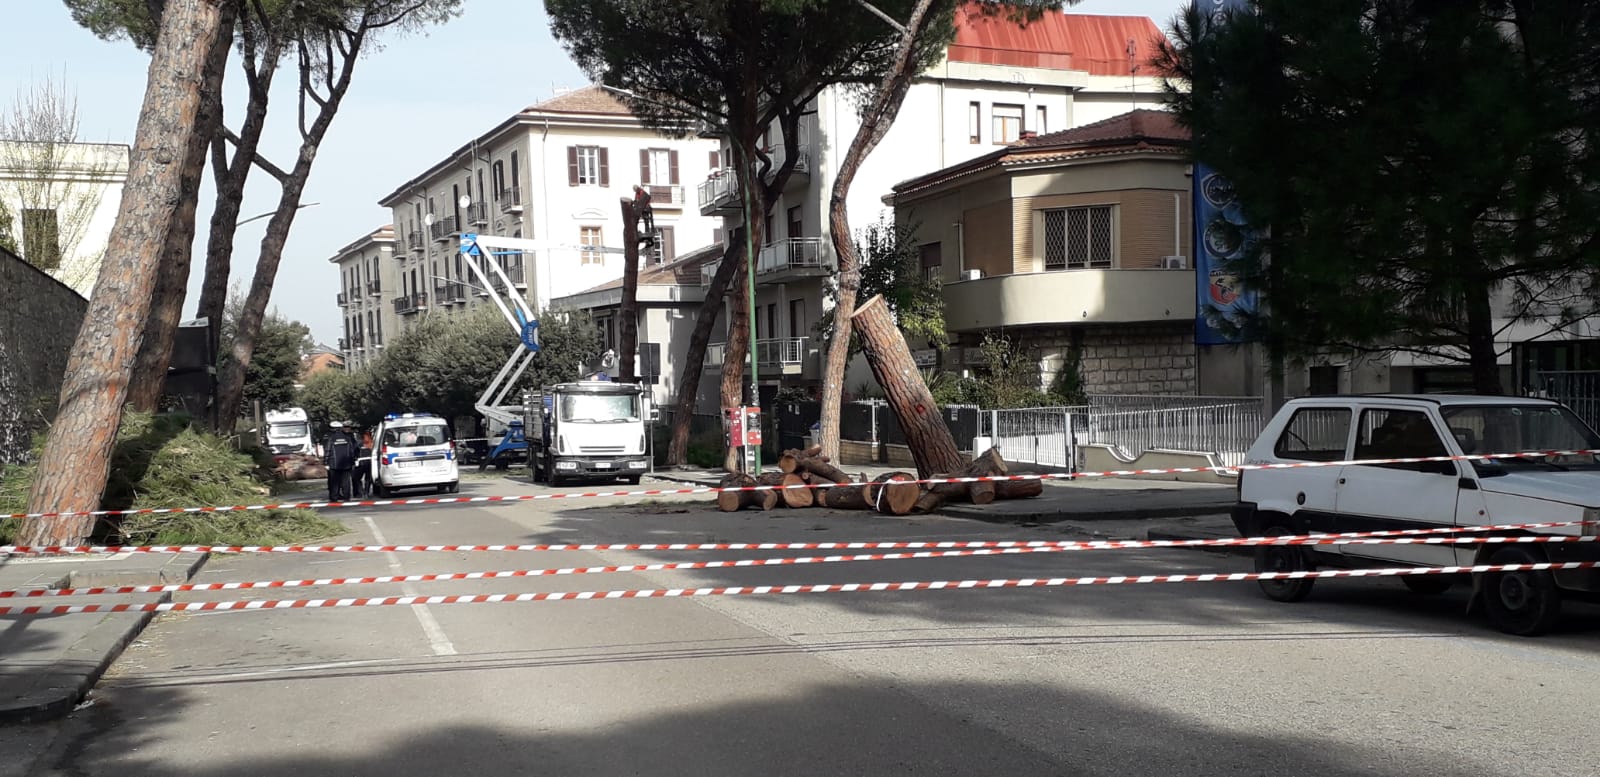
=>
[863,472,919,515]
[778,473,814,508]
[849,294,966,479]
[784,451,854,485]
[717,473,778,512]
[778,445,824,474]
[913,448,1011,513]
[994,478,1043,499]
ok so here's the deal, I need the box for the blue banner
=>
[1194,0,1259,346]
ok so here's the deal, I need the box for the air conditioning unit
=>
[962,269,983,281]
[1162,255,1189,270]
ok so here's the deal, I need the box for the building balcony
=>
[645,184,685,210]
[468,201,490,226]
[437,282,468,305]
[406,231,423,251]
[350,334,365,348]
[337,291,348,306]
[429,217,457,242]
[941,268,1197,332]
[500,186,523,213]
[700,259,721,286]
[337,337,348,351]
[394,295,416,315]
[756,337,812,376]
[704,342,727,369]
[697,170,740,216]
[366,279,381,297]
[756,237,833,283]
[412,291,430,312]
[764,143,811,192]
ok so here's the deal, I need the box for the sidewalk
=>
[0,551,206,723]
[647,467,1237,523]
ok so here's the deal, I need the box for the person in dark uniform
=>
[322,421,357,501]
[352,426,374,498]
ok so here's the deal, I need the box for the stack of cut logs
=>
[716,446,1041,515]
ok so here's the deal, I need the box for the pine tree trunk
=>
[720,140,765,471]
[128,7,236,413]
[617,199,640,382]
[849,294,965,479]
[22,0,230,546]
[667,236,742,465]
[817,0,941,462]
[1465,277,1502,394]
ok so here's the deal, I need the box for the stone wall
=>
[1032,323,1197,396]
[0,249,87,464]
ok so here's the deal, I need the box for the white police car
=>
[371,412,459,497]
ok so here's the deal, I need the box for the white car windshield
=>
[269,422,309,438]
[1440,405,1600,471]
[383,422,450,448]
[558,394,640,423]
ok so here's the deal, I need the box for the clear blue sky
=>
[2,0,1187,345]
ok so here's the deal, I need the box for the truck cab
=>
[263,407,314,455]
[525,382,652,486]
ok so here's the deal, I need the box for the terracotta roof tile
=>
[1020,108,1188,148]
[528,85,631,115]
[949,6,1171,77]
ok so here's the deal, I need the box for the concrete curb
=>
[0,552,209,724]
[938,503,1234,524]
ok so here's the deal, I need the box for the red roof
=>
[1020,108,1188,148]
[948,6,1170,76]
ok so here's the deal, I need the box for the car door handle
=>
[1337,478,1346,485]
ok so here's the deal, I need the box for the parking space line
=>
[362,516,457,656]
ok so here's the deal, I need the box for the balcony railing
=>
[646,184,685,207]
[697,170,739,211]
[757,337,807,367]
[500,186,522,213]
[350,334,365,348]
[500,256,526,287]
[407,231,423,250]
[337,337,348,351]
[764,143,812,178]
[366,279,380,297]
[757,237,832,275]
[468,201,489,225]
[336,291,348,306]
[413,291,430,311]
[394,295,416,315]
[434,283,454,304]
[700,259,721,286]
[429,219,455,241]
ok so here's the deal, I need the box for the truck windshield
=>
[268,422,309,439]
[1440,405,1600,472]
[559,394,640,423]
[382,422,451,448]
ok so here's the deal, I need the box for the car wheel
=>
[374,480,388,498]
[1254,525,1316,603]
[447,481,459,494]
[436,484,450,495]
[1401,575,1454,595]
[1481,546,1562,636]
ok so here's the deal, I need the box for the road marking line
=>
[362,516,457,656]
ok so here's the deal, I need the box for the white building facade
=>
[371,87,722,342]
[0,140,129,297]
[698,11,1173,406]
[328,225,399,371]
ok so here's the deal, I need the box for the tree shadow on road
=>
[37,675,1530,777]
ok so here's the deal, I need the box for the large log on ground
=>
[994,478,1043,499]
[848,295,966,479]
[913,448,1011,513]
[717,473,778,512]
[778,445,824,473]
[863,472,919,516]
[779,473,814,508]
[817,483,870,510]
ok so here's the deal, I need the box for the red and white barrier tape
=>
[4,560,1595,617]
[0,546,1074,599]
[2,519,1591,558]
[7,447,1600,521]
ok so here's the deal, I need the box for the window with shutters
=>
[1036,106,1048,134]
[580,226,603,264]
[968,102,981,144]
[574,146,604,185]
[1041,205,1115,270]
[992,104,1023,144]
[919,242,942,282]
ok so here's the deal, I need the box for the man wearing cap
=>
[322,421,357,502]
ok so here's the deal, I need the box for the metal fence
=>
[980,395,1268,471]
[1530,371,1600,431]
[773,400,980,453]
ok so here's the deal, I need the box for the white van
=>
[372,412,459,496]
[264,407,314,455]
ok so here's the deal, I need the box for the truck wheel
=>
[495,461,509,471]
[1481,546,1562,636]
[1254,525,1316,603]
[626,475,642,486]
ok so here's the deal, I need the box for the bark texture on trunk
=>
[128,6,236,413]
[863,471,919,516]
[23,0,229,545]
[817,0,941,462]
[617,199,640,383]
[849,294,965,479]
[719,143,765,472]
[1464,278,1503,394]
[666,236,742,465]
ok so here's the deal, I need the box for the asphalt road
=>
[12,472,1600,776]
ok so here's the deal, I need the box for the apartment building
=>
[0,140,130,297]
[699,9,1173,404]
[328,225,399,371]
[372,87,721,340]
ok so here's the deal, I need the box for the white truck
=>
[263,407,314,455]
[524,382,653,486]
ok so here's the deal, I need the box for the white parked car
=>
[372,412,459,497]
[1233,394,1600,635]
